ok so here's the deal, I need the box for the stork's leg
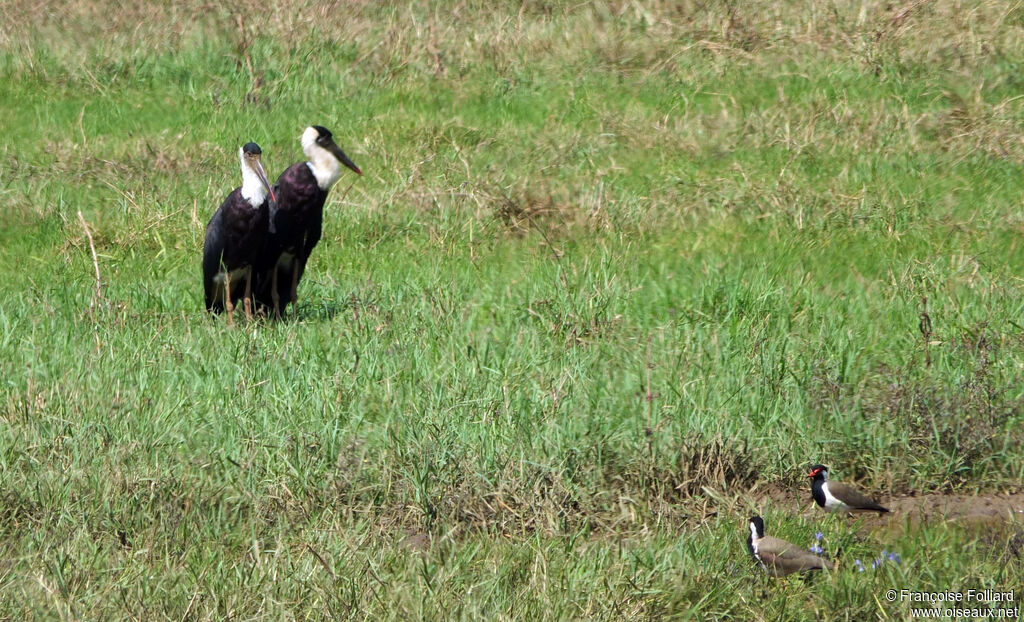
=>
[271,266,281,320]
[211,282,224,313]
[290,258,299,308]
[224,270,235,326]
[242,268,253,319]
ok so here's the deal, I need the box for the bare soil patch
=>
[755,483,1024,530]
[870,492,1024,530]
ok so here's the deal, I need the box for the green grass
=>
[2,0,1024,619]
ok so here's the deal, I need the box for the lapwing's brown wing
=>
[758,535,833,576]
[829,481,889,512]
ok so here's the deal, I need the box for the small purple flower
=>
[854,559,865,572]
[872,559,882,569]
[809,544,824,555]
[815,532,824,541]
[887,552,901,564]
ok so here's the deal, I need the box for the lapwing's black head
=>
[242,142,262,156]
[748,516,765,539]
[807,465,829,481]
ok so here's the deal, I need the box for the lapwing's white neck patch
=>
[302,127,342,190]
[821,482,847,511]
[748,522,761,546]
[239,149,269,206]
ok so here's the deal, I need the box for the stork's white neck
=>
[302,129,342,190]
[239,149,268,206]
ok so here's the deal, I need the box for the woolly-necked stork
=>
[255,125,361,317]
[202,142,276,319]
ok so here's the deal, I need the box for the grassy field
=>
[2,0,1024,619]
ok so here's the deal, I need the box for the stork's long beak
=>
[326,139,362,176]
[255,160,276,204]
[255,159,278,233]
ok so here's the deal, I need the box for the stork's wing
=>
[202,206,227,312]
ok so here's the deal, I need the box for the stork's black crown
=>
[312,125,333,141]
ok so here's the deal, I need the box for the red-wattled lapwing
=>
[202,142,277,320]
[255,125,362,318]
[808,464,890,515]
[747,516,834,577]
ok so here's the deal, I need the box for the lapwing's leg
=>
[242,268,253,319]
[271,266,281,320]
[224,270,235,326]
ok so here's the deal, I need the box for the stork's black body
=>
[255,162,327,313]
[254,125,361,317]
[202,142,275,317]
[202,196,269,312]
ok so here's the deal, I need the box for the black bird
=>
[808,464,890,514]
[747,516,834,577]
[202,142,276,318]
[255,125,362,318]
